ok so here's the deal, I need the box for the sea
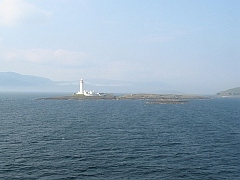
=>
[0,92,240,179]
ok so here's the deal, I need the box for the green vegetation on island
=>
[119,94,208,100]
[119,94,208,104]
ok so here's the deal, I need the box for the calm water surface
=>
[0,93,240,179]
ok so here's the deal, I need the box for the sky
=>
[0,0,239,94]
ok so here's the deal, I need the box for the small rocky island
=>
[38,93,209,104]
[37,79,209,104]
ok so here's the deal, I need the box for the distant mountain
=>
[0,72,57,92]
[0,72,175,93]
[217,87,240,97]
[0,72,53,86]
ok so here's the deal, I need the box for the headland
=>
[217,87,240,97]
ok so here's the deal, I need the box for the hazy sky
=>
[0,0,239,93]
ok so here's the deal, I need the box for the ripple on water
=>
[0,96,240,179]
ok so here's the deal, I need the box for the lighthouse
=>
[75,79,100,96]
[79,79,84,94]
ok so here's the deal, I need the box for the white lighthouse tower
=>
[79,79,84,94]
[75,79,100,96]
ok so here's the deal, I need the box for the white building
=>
[76,79,100,96]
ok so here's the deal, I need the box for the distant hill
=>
[0,72,53,87]
[217,87,240,97]
[0,72,65,92]
[0,72,53,92]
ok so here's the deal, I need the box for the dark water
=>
[0,93,240,179]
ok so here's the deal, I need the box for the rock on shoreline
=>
[146,100,189,104]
